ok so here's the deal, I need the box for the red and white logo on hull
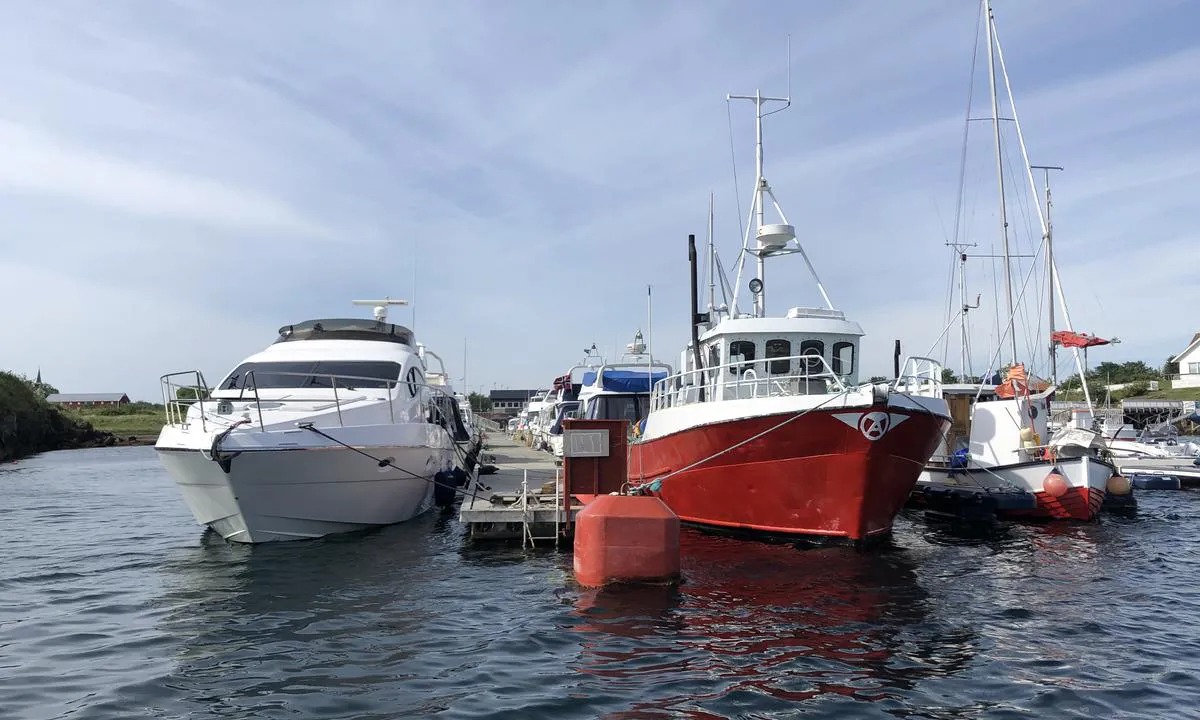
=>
[833,411,909,441]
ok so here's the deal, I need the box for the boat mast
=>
[955,249,980,380]
[706,192,716,318]
[984,0,1017,366]
[727,89,791,317]
[1032,164,1063,384]
[989,3,1093,408]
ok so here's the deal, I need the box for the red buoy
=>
[573,495,680,587]
[1044,470,1069,498]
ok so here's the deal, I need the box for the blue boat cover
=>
[598,369,668,394]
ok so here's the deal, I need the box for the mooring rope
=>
[297,422,481,505]
[628,387,858,494]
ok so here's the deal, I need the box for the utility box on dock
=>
[562,419,629,509]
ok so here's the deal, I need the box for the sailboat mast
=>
[958,250,969,379]
[1046,175,1054,384]
[984,0,1017,365]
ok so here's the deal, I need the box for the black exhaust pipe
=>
[688,234,705,402]
[893,339,902,380]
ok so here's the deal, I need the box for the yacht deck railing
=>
[159,369,462,433]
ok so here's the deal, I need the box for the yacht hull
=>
[157,444,448,543]
[921,455,1113,521]
[628,403,949,542]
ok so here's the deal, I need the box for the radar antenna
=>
[352,297,409,322]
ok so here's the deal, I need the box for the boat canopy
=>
[274,319,413,346]
[582,369,669,394]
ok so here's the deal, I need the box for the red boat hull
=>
[628,405,949,542]
[1010,486,1105,521]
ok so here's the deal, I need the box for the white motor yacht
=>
[155,298,459,543]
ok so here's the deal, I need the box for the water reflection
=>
[150,520,453,718]
[567,530,983,714]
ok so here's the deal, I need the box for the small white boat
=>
[155,298,460,543]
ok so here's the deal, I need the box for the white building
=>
[1172,332,1200,389]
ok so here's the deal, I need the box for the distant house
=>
[45,393,131,409]
[1172,332,1200,389]
[489,389,540,415]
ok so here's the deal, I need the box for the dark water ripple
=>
[3,447,1200,719]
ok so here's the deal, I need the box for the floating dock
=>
[458,432,579,543]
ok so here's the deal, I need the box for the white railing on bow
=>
[892,356,945,397]
[159,369,463,433]
[650,353,849,412]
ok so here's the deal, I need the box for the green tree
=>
[468,392,492,412]
[868,375,890,383]
[1164,355,1179,377]
[176,387,211,401]
[941,368,959,383]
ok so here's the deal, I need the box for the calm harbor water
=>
[3,446,1200,719]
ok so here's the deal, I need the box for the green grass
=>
[1135,386,1200,401]
[70,411,164,437]
[1056,378,1200,403]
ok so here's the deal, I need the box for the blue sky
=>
[1,0,1196,400]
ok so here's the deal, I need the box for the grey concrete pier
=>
[458,432,584,543]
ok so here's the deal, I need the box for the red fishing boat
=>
[626,88,950,543]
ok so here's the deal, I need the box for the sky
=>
[1,0,1197,401]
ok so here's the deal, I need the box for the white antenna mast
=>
[727,36,833,318]
[352,297,409,323]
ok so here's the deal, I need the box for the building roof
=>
[489,389,541,401]
[1175,332,1200,362]
[45,393,130,403]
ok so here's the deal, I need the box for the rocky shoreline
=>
[0,371,136,463]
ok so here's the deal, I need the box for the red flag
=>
[1051,331,1111,349]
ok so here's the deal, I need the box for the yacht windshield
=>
[550,402,580,434]
[218,360,402,390]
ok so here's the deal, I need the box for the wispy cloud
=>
[0,122,326,236]
[0,0,1195,398]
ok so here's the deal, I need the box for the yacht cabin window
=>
[832,341,855,376]
[799,339,825,375]
[219,360,403,391]
[766,339,792,375]
[729,340,756,376]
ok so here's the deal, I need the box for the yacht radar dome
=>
[352,297,409,322]
[756,223,795,253]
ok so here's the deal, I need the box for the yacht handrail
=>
[160,368,463,434]
[649,352,849,412]
[160,370,213,432]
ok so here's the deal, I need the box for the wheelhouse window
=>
[832,341,856,376]
[766,339,792,375]
[799,340,825,375]
[729,340,756,375]
[218,361,402,391]
[583,395,648,422]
